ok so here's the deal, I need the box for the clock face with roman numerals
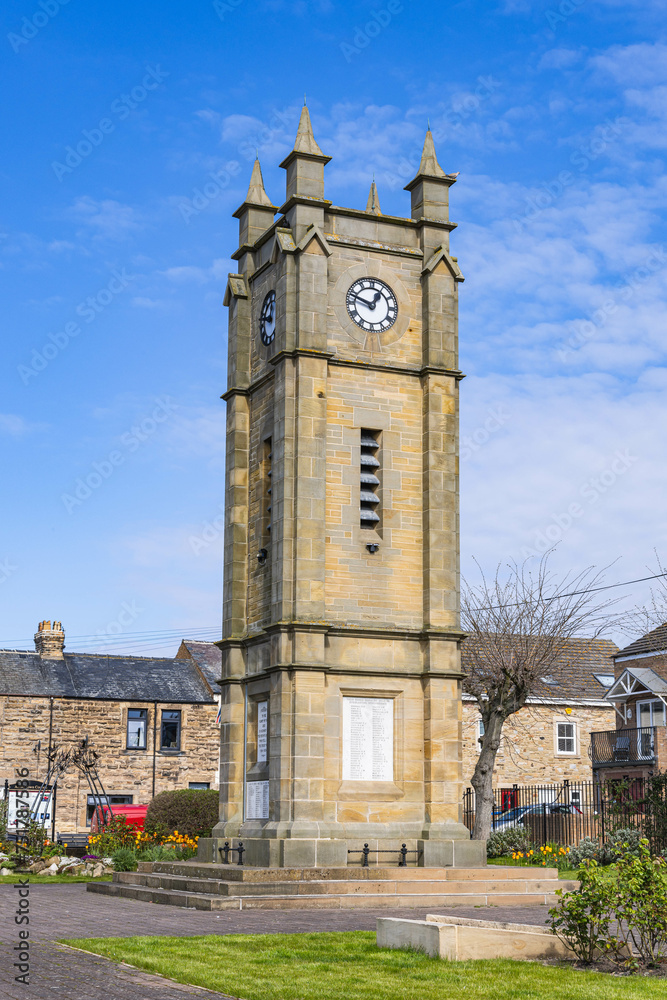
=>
[259,290,276,346]
[346,278,397,333]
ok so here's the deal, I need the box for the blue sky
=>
[1,0,666,655]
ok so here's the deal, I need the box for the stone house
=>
[591,622,667,782]
[0,622,221,834]
[462,636,618,797]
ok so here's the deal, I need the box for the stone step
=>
[142,861,560,883]
[88,881,563,911]
[115,871,572,898]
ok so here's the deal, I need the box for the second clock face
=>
[260,290,276,346]
[346,278,397,333]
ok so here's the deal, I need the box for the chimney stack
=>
[34,620,65,659]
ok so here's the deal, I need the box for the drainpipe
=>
[152,702,158,799]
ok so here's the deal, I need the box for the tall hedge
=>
[144,789,219,839]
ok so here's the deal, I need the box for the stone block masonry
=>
[0,695,219,832]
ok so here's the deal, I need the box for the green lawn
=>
[0,874,112,884]
[486,857,578,879]
[61,932,666,1000]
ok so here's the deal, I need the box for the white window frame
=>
[637,699,666,729]
[554,718,577,756]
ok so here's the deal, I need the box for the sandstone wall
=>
[462,699,614,787]
[0,696,219,833]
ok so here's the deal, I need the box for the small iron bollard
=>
[219,841,244,866]
[398,844,408,867]
[361,843,370,867]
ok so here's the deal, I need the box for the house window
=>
[188,782,210,790]
[360,430,380,528]
[161,710,181,750]
[556,721,576,755]
[477,718,484,746]
[86,794,132,826]
[638,700,666,729]
[126,708,147,749]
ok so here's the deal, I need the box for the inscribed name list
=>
[246,780,269,819]
[257,701,268,763]
[342,697,393,781]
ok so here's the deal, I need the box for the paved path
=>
[0,883,551,999]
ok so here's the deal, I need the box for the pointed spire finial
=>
[291,104,326,157]
[244,157,274,207]
[416,127,447,178]
[304,93,307,106]
[366,178,382,215]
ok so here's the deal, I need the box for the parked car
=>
[90,803,148,833]
[492,802,582,831]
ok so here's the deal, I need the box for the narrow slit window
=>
[360,429,380,529]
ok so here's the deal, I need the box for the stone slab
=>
[377,914,576,961]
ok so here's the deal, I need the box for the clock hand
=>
[353,290,382,310]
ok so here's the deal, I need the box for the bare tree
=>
[461,553,618,841]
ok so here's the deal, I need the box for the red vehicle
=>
[90,803,148,833]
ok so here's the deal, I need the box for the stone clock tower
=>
[209,107,484,868]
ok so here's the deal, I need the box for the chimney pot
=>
[34,620,65,659]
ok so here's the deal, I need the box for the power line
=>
[467,570,667,612]
[2,569,666,650]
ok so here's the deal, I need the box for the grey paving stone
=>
[0,884,551,999]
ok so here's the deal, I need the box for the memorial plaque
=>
[342,697,393,781]
[246,779,269,819]
[257,701,268,763]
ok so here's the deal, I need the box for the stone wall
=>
[325,365,424,628]
[0,695,219,833]
[462,699,614,787]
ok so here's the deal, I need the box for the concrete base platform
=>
[197,836,488,869]
[377,913,575,961]
[87,861,576,911]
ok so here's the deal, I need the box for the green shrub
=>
[486,827,534,858]
[568,836,610,868]
[144,789,218,840]
[612,838,667,967]
[607,826,642,860]
[548,859,615,963]
[111,847,138,872]
[0,799,8,842]
[138,844,179,862]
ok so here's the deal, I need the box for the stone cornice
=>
[325,232,423,259]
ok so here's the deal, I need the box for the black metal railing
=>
[347,843,422,867]
[590,726,657,768]
[462,776,666,850]
[218,841,245,865]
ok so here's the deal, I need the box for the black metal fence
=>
[462,776,667,851]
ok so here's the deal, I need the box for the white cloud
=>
[68,197,142,241]
[161,259,231,284]
[590,43,667,87]
[0,414,36,436]
[538,48,585,70]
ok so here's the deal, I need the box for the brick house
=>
[0,622,221,834]
[462,636,618,793]
[591,623,667,782]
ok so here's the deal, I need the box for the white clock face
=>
[260,290,276,346]
[346,278,397,333]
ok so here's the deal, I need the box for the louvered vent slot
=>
[360,430,380,528]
